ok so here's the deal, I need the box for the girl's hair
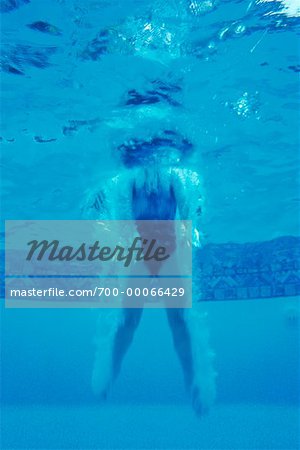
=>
[117,129,194,167]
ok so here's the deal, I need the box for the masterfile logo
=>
[5,220,192,308]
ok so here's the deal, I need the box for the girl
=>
[83,130,216,415]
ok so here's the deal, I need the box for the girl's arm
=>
[171,168,204,247]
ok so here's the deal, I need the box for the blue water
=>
[1,0,300,449]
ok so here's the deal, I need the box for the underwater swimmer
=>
[83,130,216,415]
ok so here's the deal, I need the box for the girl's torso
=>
[131,167,177,220]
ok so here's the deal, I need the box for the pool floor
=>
[1,403,299,449]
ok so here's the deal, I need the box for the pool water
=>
[0,0,299,449]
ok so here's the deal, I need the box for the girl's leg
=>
[166,307,216,415]
[111,308,143,380]
[92,307,143,397]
